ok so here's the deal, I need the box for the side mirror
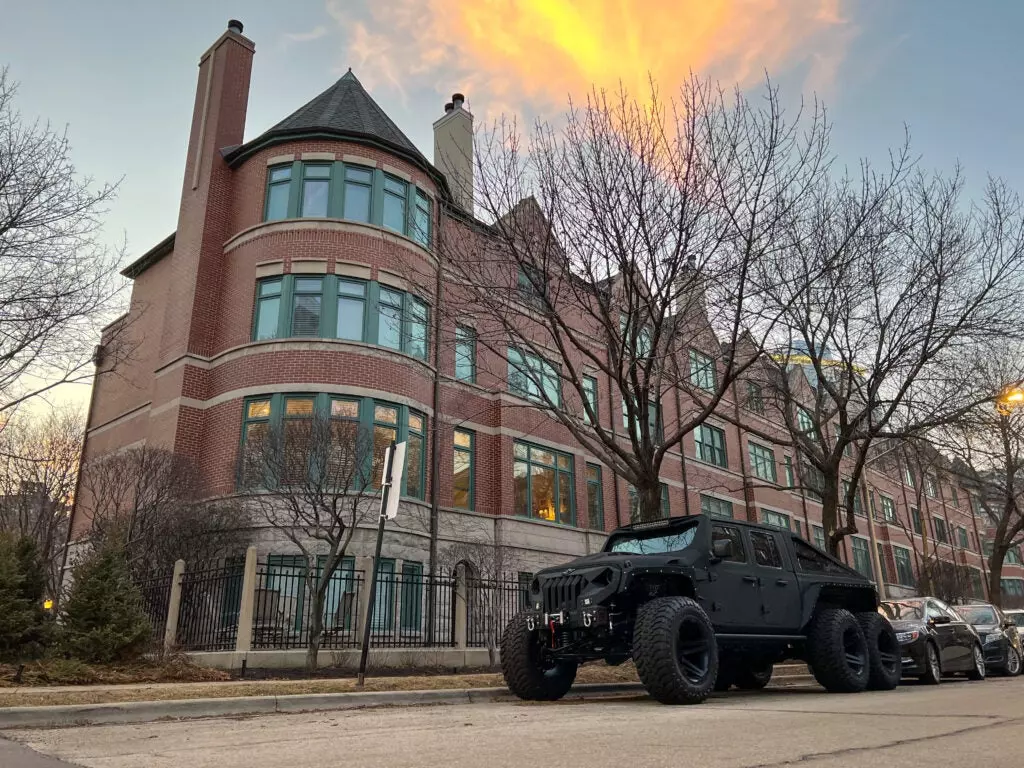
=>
[712,539,734,560]
[929,615,951,626]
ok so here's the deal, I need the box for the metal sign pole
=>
[357,441,396,686]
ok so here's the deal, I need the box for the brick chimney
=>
[160,20,255,364]
[433,92,474,212]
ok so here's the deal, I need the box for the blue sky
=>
[2,0,1022,406]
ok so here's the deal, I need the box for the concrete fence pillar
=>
[454,563,468,649]
[234,546,259,653]
[163,559,186,653]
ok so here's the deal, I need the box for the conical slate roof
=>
[263,70,423,158]
[224,70,436,176]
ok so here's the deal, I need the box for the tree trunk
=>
[822,474,842,557]
[987,552,1005,608]
[636,481,663,523]
[306,578,326,673]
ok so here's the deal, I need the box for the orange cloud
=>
[336,0,856,117]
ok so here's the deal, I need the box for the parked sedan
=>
[957,602,1022,676]
[1007,610,1024,631]
[880,598,986,684]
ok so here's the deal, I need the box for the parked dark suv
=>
[501,514,901,705]
[880,598,986,683]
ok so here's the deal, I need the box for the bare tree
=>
[0,68,126,412]
[412,76,832,521]
[759,167,1024,555]
[239,410,377,671]
[77,446,251,578]
[0,405,83,595]
[932,346,1024,607]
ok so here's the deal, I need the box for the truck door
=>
[702,523,761,631]
[747,529,802,631]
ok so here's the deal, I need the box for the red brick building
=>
[70,21,1023,603]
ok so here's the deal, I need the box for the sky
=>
[2,0,1023,411]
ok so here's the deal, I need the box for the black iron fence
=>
[176,558,244,652]
[467,576,529,648]
[135,570,174,646]
[252,558,364,650]
[368,571,456,648]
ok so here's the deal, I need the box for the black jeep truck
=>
[501,513,901,705]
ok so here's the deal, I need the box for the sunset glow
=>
[339,0,854,114]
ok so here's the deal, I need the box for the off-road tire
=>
[919,641,941,685]
[807,607,869,693]
[966,644,986,681]
[632,596,718,705]
[500,612,578,701]
[734,660,774,691]
[856,612,901,691]
[1003,646,1022,677]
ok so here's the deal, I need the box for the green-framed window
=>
[748,442,777,483]
[265,165,293,221]
[622,397,662,441]
[925,474,938,498]
[263,554,356,633]
[794,519,803,539]
[582,375,598,425]
[911,506,923,534]
[700,494,734,520]
[783,455,795,489]
[508,346,560,405]
[513,441,574,525]
[399,561,424,632]
[745,381,765,414]
[958,526,970,549]
[455,325,476,382]
[627,483,670,521]
[876,543,889,583]
[239,393,426,498]
[254,278,283,341]
[951,486,960,508]
[1007,547,1022,565]
[585,463,603,529]
[970,568,984,599]
[252,276,428,360]
[841,479,864,516]
[893,546,914,586]
[932,516,948,544]
[880,495,896,522]
[762,509,790,531]
[372,558,396,630]
[453,429,474,510]
[517,264,547,305]
[1002,578,1024,598]
[263,161,432,246]
[796,406,816,436]
[689,349,716,391]
[694,424,727,467]
[903,465,916,488]
[851,537,872,578]
[813,524,826,551]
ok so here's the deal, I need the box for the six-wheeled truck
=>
[500,513,900,705]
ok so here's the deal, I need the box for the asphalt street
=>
[3,677,1023,768]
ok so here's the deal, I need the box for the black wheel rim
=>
[877,630,899,674]
[676,618,711,684]
[842,627,866,675]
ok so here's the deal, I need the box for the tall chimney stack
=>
[433,91,473,212]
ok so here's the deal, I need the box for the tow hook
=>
[583,611,594,628]
[526,616,536,631]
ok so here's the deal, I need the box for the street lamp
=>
[996,384,1024,416]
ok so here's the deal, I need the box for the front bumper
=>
[523,605,610,633]
[898,637,929,676]
[983,637,1010,669]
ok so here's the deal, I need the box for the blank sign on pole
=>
[381,441,406,520]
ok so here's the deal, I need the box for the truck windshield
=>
[608,525,697,555]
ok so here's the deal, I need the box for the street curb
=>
[0,683,645,730]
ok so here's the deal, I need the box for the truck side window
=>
[792,538,842,574]
[712,524,746,563]
[749,531,783,568]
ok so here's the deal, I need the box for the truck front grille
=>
[542,574,585,613]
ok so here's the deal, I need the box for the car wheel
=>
[856,612,901,691]
[1004,646,1022,677]
[919,641,941,685]
[632,596,719,705]
[500,612,578,701]
[807,607,869,693]
[734,660,774,691]
[967,644,986,681]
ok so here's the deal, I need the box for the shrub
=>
[60,547,152,663]
[0,534,51,662]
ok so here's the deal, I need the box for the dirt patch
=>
[0,655,231,688]
[0,662,640,709]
